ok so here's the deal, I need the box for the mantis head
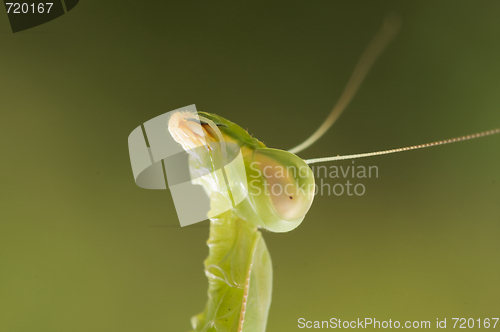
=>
[168,111,315,233]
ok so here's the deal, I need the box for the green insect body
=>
[156,16,500,331]
[168,111,315,332]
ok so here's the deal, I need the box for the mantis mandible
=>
[165,15,500,332]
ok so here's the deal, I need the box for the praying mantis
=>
[162,15,500,332]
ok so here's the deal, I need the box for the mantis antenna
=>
[305,128,500,165]
[288,14,401,154]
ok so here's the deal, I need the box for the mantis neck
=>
[190,210,272,332]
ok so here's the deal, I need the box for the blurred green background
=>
[1,1,499,331]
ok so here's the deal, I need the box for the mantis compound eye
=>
[247,148,315,230]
